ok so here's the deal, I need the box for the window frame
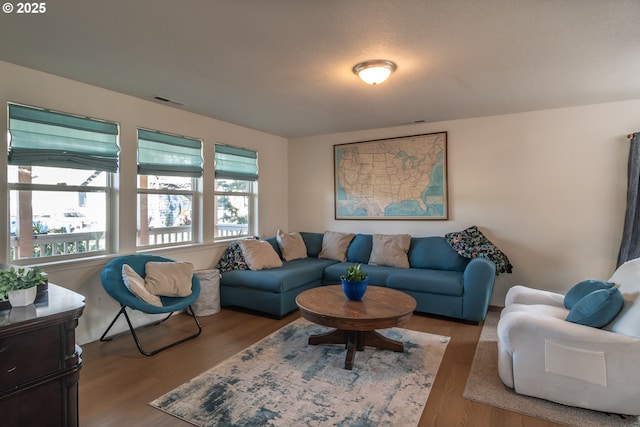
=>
[6,102,118,262]
[213,144,258,241]
[135,128,203,249]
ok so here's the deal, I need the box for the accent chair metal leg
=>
[99,304,202,356]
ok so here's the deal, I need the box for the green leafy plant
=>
[341,263,368,282]
[0,266,47,300]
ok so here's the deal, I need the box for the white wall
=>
[288,100,640,306]
[0,60,289,343]
[3,58,640,342]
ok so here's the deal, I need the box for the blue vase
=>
[341,278,368,301]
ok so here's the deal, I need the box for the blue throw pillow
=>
[565,287,624,328]
[564,279,615,309]
[347,234,373,264]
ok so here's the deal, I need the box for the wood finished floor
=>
[79,308,562,427]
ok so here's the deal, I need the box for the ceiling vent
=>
[152,95,185,107]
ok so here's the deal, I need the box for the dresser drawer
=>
[0,324,62,391]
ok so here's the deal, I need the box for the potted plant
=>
[0,266,47,307]
[340,263,369,301]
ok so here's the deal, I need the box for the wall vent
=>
[152,95,186,107]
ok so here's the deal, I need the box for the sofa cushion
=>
[387,269,464,297]
[221,258,338,293]
[262,237,283,259]
[324,262,396,286]
[564,279,615,309]
[408,236,469,271]
[144,261,194,297]
[300,232,324,258]
[369,234,410,268]
[318,231,355,262]
[276,230,307,261]
[347,234,372,264]
[239,239,283,270]
[565,288,624,328]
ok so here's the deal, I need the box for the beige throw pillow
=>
[318,231,355,262]
[144,261,194,297]
[121,264,162,306]
[239,239,283,270]
[276,230,308,261]
[369,234,411,268]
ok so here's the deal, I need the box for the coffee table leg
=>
[308,329,349,346]
[344,331,361,370]
[361,331,404,352]
[307,329,404,370]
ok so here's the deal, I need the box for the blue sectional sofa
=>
[219,232,496,322]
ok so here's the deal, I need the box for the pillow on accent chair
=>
[239,239,283,270]
[318,231,355,262]
[565,287,624,328]
[564,279,616,309]
[276,230,308,261]
[369,234,411,268]
[121,264,162,307]
[144,261,194,297]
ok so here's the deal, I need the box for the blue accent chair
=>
[100,254,202,356]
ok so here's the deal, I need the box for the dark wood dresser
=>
[0,284,85,426]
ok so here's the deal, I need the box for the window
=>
[214,144,258,239]
[7,103,118,261]
[136,128,202,248]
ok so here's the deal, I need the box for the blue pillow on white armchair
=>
[565,287,624,328]
[564,279,615,309]
[605,298,640,338]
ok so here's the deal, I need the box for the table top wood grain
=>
[296,285,416,331]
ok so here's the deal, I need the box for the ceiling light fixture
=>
[352,60,397,85]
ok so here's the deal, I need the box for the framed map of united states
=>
[334,132,447,220]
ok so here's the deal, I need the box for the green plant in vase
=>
[340,263,368,301]
[0,266,47,306]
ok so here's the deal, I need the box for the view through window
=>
[7,103,116,261]
[214,144,258,239]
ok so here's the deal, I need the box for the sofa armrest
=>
[461,257,496,322]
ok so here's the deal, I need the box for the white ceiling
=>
[1,0,639,138]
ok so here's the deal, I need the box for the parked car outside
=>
[40,211,94,233]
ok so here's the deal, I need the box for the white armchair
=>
[497,259,640,416]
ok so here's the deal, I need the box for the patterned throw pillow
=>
[215,238,258,272]
[444,226,513,275]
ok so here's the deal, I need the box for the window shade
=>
[8,103,120,172]
[215,144,258,181]
[137,129,203,177]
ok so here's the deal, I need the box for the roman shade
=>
[214,144,258,181]
[8,103,120,172]
[137,129,203,177]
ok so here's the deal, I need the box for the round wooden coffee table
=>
[295,285,417,370]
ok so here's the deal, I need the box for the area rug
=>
[463,311,640,427]
[150,318,450,426]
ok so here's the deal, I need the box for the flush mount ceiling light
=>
[352,60,397,85]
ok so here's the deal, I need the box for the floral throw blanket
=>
[444,226,513,275]
[215,237,258,272]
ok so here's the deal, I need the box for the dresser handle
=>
[6,367,16,373]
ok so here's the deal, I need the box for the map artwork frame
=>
[334,132,448,220]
